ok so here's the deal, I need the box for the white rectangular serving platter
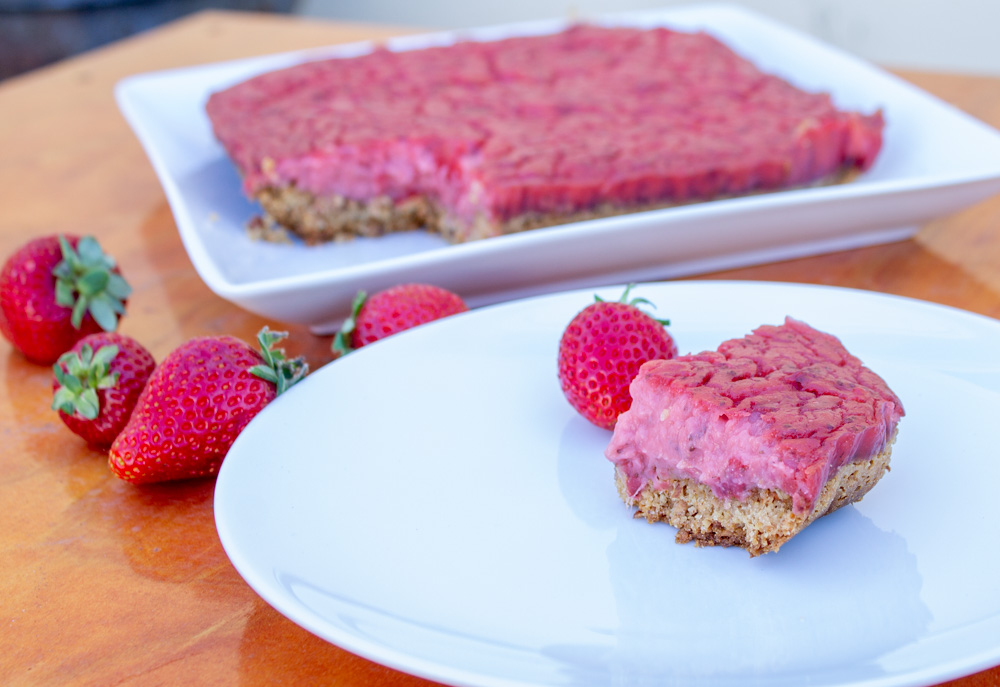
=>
[115,3,1000,332]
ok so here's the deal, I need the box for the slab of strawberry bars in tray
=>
[205,23,883,245]
[115,5,1000,329]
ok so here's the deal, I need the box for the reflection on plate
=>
[117,5,1000,331]
[216,281,1000,687]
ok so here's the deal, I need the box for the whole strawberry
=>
[332,283,468,355]
[0,234,131,365]
[52,332,156,448]
[109,327,307,484]
[558,285,678,430]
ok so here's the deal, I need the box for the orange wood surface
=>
[1,10,999,686]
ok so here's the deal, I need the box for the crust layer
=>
[615,431,896,556]
[252,169,859,244]
[255,188,438,244]
[255,186,690,244]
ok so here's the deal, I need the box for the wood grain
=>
[1,11,998,686]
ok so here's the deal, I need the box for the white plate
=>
[216,281,1000,687]
[116,4,1000,332]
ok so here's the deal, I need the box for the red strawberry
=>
[558,284,678,430]
[332,283,468,355]
[0,234,131,365]
[51,332,156,448]
[108,327,307,484]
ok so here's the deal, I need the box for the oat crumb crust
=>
[615,431,896,556]
[252,169,859,244]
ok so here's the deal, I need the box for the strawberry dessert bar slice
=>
[205,25,884,245]
[605,317,904,556]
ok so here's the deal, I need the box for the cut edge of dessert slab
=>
[254,168,869,247]
[616,433,896,556]
[115,4,1000,329]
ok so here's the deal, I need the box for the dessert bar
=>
[206,25,884,244]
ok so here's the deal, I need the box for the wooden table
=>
[1,10,999,686]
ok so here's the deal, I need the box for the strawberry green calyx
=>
[249,327,309,396]
[51,343,120,420]
[51,235,132,332]
[596,283,670,327]
[331,289,367,356]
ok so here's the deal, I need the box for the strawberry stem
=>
[331,289,368,357]
[596,283,670,326]
[249,327,309,396]
[52,235,131,331]
[51,343,120,420]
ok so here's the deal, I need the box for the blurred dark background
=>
[2,0,998,82]
[0,0,298,80]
